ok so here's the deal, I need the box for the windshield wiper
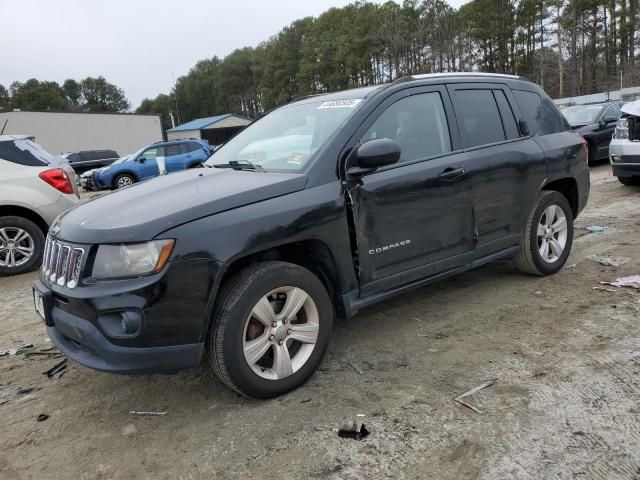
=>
[211,160,264,172]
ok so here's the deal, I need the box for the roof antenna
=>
[0,119,7,135]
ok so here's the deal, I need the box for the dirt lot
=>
[1,163,639,480]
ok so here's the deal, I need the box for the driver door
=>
[345,86,475,296]
[136,146,162,180]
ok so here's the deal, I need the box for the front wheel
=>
[514,191,574,276]
[207,261,333,398]
[0,216,45,276]
[113,173,135,190]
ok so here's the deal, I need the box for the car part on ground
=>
[33,73,589,398]
[0,135,79,276]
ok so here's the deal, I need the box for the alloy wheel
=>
[117,176,133,188]
[242,286,319,380]
[537,204,568,263]
[0,227,35,268]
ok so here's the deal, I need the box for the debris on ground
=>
[454,380,496,414]
[586,225,607,233]
[26,351,64,358]
[589,255,630,267]
[347,357,364,375]
[36,414,49,422]
[300,398,312,403]
[593,286,619,293]
[564,264,576,271]
[128,411,167,417]
[43,359,68,379]
[600,275,640,289]
[122,424,138,435]
[534,291,543,295]
[16,386,40,395]
[338,414,369,440]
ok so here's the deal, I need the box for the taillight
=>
[580,136,589,167]
[39,169,73,194]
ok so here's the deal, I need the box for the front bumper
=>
[34,257,223,374]
[609,138,640,177]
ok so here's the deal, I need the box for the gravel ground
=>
[1,163,639,480]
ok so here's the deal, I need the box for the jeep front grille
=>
[42,236,85,289]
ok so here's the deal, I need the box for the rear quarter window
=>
[513,89,569,136]
[0,139,55,166]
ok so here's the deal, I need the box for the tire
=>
[207,261,333,398]
[514,191,574,276]
[618,176,640,186]
[113,173,135,190]
[0,216,45,276]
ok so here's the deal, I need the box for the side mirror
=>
[356,138,401,169]
[603,115,618,124]
[519,119,530,136]
[138,157,146,163]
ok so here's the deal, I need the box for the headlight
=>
[614,118,629,139]
[92,240,174,279]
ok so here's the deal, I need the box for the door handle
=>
[439,167,466,181]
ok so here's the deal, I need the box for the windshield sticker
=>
[318,99,362,109]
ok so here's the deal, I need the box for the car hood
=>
[56,168,307,243]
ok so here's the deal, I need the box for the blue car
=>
[90,139,212,190]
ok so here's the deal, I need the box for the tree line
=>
[0,76,129,113]
[138,0,639,130]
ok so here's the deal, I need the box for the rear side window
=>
[0,139,55,166]
[494,90,520,139]
[164,144,182,156]
[454,89,505,147]
[513,90,542,136]
[183,141,203,153]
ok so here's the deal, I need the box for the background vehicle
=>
[562,102,621,162]
[89,139,212,190]
[79,154,131,190]
[0,135,79,275]
[34,74,589,398]
[609,100,640,186]
[61,150,119,175]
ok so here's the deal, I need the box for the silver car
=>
[0,135,79,275]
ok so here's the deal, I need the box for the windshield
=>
[562,105,603,126]
[204,98,363,171]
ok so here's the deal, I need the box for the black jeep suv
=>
[33,73,590,398]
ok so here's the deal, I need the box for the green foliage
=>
[3,76,130,112]
[139,0,639,125]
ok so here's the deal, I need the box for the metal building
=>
[0,110,163,156]
[166,114,252,145]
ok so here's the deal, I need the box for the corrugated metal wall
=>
[0,111,163,156]
[166,129,201,141]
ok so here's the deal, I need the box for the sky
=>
[1,0,469,110]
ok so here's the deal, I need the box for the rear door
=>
[346,86,475,296]
[164,143,186,172]
[448,83,546,255]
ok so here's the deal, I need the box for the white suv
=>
[0,135,80,275]
[609,101,640,186]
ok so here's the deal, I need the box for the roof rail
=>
[393,72,525,84]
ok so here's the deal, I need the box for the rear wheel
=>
[114,173,135,189]
[0,216,44,276]
[618,176,640,186]
[207,261,333,398]
[514,191,574,276]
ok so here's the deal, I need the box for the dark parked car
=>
[33,73,590,398]
[561,102,621,163]
[61,149,119,174]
